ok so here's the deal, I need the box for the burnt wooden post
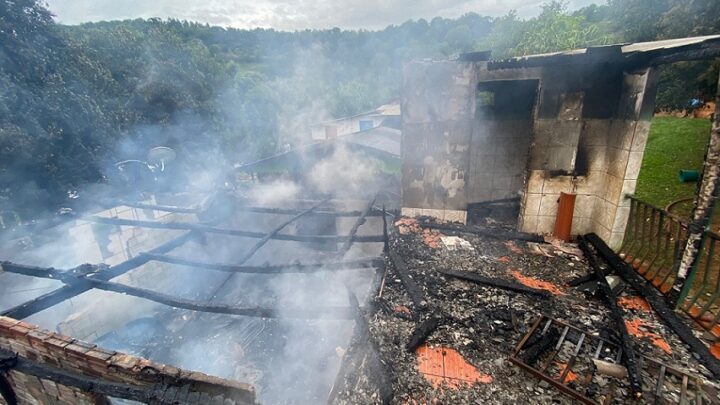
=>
[669,71,720,306]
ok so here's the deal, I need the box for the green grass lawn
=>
[635,117,712,212]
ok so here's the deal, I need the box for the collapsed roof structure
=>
[1,34,720,405]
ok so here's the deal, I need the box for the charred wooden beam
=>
[327,260,389,404]
[234,205,383,218]
[585,232,720,379]
[0,262,358,320]
[567,272,606,288]
[405,314,442,352]
[209,199,329,300]
[387,250,426,311]
[578,238,642,397]
[420,223,546,243]
[83,216,383,243]
[1,231,196,319]
[95,231,198,281]
[336,197,376,258]
[346,290,394,404]
[382,206,389,253]
[438,269,551,299]
[141,253,383,274]
[100,200,200,214]
[100,199,384,217]
[89,279,357,319]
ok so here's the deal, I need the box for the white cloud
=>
[45,0,601,31]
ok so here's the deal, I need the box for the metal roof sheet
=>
[488,34,720,68]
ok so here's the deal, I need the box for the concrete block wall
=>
[520,90,585,234]
[401,58,657,245]
[0,316,256,404]
[519,67,657,247]
[592,68,657,247]
[401,61,476,223]
[467,119,533,203]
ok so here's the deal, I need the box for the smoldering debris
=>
[332,216,720,404]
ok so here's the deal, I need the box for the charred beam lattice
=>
[0,262,357,320]
[208,198,329,301]
[1,197,384,321]
[1,231,197,319]
[141,253,383,274]
[84,215,384,243]
[99,198,386,218]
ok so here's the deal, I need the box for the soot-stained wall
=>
[467,80,537,204]
[401,58,658,246]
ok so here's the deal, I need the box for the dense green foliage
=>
[0,0,718,217]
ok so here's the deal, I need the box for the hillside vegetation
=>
[1,0,719,217]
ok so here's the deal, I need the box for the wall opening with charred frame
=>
[468,79,538,225]
[401,58,658,246]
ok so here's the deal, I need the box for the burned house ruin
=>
[3,34,720,405]
[401,35,720,247]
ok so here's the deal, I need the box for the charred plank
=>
[336,197,376,258]
[387,250,426,311]
[1,231,196,319]
[84,216,383,243]
[102,198,384,217]
[578,238,642,397]
[438,269,551,299]
[0,262,358,320]
[209,199,328,300]
[141,253,383,274]
[346,291,394,404]
[406,315,442,352]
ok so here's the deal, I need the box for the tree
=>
[515,1,612,55]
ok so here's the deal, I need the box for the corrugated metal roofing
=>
[487,34,720,68]
[621,35,720,53]
[310,102,400,127]
[341,126,400,157]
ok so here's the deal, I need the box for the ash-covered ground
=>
[333,216,720,404]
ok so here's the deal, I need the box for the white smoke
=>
[248,180,301,206]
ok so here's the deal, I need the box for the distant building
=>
[310,102,400,141]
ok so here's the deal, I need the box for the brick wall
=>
[0,316,255,404]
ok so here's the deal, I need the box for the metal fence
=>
[619,195,689,294]
[678,231,720,337]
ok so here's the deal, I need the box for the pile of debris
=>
[331,217,720,404]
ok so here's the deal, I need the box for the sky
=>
[45,0,600,31]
